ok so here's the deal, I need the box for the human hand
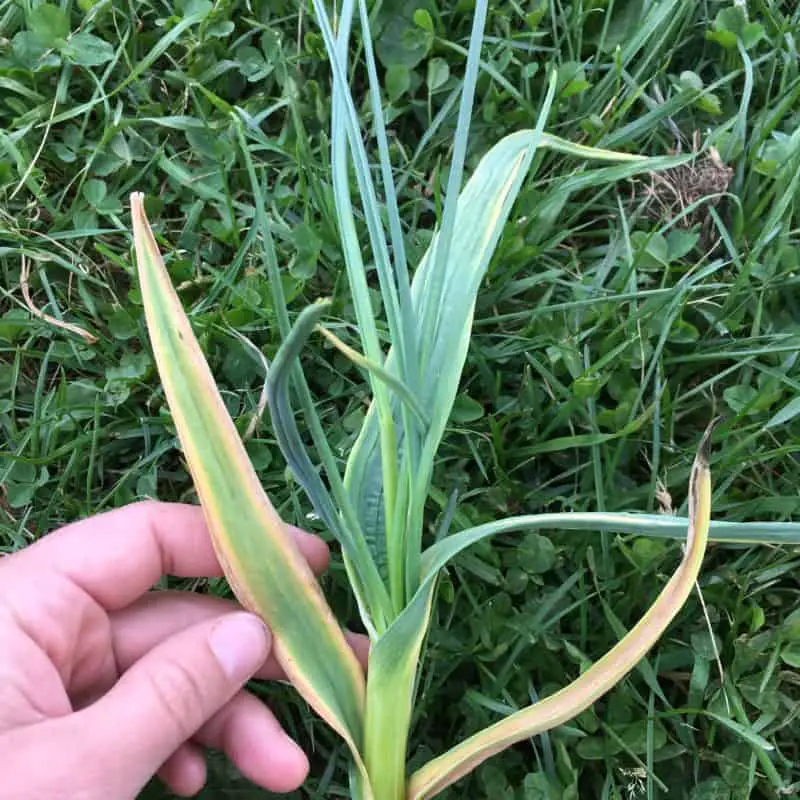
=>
[0,501,366,798]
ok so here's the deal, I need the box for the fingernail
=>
[209,613,270,681]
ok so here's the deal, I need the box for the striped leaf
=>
[406,421,720,798]
[130,194,371,795]
[342,131,683,602]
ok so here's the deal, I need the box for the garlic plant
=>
[129,2,783,797]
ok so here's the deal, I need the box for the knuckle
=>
[132,500,176,574]
[144,657,207,741]
[131,498,164,520]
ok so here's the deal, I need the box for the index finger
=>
[8,501,330,610]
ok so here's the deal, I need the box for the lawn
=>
[2,0,800,798]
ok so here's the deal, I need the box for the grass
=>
[1,0,800,797]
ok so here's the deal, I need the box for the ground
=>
[1,0,799,798]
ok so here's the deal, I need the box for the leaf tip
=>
[130,191,145,215]
[698,416,724,466]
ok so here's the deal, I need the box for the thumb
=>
[79,611,271,792]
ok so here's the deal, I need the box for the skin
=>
[0,500,369,799]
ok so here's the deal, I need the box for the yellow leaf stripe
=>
[130,193,372,795]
